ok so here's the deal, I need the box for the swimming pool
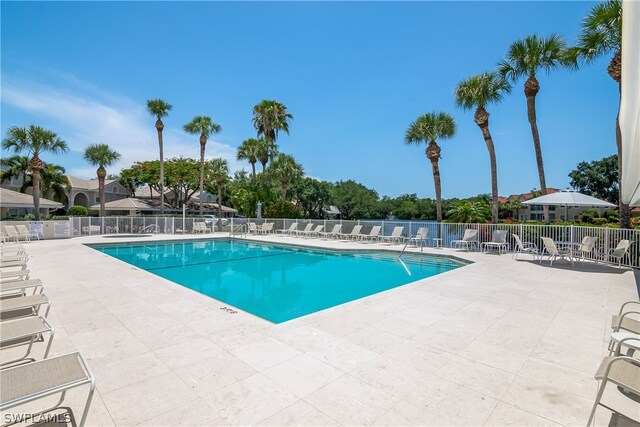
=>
[91,239,468,323]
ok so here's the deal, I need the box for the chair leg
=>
[587,377,610,427]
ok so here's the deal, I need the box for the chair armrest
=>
[618,301,640,315]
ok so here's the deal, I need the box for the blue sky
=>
[1,1,617,199]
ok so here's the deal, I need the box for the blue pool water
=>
[91,239,467,323]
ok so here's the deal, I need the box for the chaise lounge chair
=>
[380,226,404,245]
[0,293,51,320]
[0,270,30,283]
[276,222,298,235]
[2,226,22,243]
[15,225,38,241]
[540,237,574,267]
[480,229,509,254]
[295,223,314,237]
[451,229,478,251]
[1,279,44,298]
[0,352,96,427]
[360,225,382,243]
[406,227,428,248]
[338,225,363,241]
[0,315,54,368]
[319,224,342,239]
[299,225,323,238]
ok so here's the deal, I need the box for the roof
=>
[134,186,172,198]
[89,197,160,211]
[507,188,561,202]
[522,190,617,207]
[0,188,63,209]
[66,175,116,191]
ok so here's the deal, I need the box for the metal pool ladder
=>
[229,223,247,238]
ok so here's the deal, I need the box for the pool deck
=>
[4,233,639,426]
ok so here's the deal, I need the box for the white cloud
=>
[1,78,243,178]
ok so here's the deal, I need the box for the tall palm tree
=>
[269,153,304,201]
[39,164,71,202]
[256,138,278,172]
[454,72,512,223]
[183,115,222,215]
[405,112,456,223]
[237,138,262,179]
[146,99,172,214]
[83,144,121,217]
[206,158,229,222]
[568,0,629,228]
[499,34,571,221]
[2,125,68,219]
[252,100,293,170]
[0,155,30,192]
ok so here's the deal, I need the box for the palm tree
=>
[454,72,512,223]
[237,138,262,179]
[39,164,71,202]
[206,158,229,223]
[256,138,278,172]
[568,0,629,228]
[83,144,121,217]
[183,116,222,215]
[252,100,293,170]
[269,153,304,201]
[0,155,30,192]
[146,99,172,214]
[2,125,68,219]
[405,112,456,223]
[499,34,571,221]
[447,200,491,223]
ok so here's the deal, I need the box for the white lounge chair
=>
[339,225,363,241]
[0,270,30,283]
[451,229,479,251]
[0,352,96,427]
[540,237,574,267]
[0,315,54,368]
[577,236,598,262]
[480,229,509,254]
[295,223,314,237]
[192,222,209,234]
[257,223,274,234]
[360,225,382,243]
[300,225,323,238]
[276,222,298,235]
[406,227,428,248]
[15,225,38,241]
[247,223,259,234]
[512,234,538,260]
[1,279,44,298]
[2,226,21,243]
[380,226,404,245]
[0,293,51,320]
[607,239,630,267]
[319,224,342,239]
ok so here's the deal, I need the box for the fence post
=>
[570,225,574,243]
[604,227,610,260]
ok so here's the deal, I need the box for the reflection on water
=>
[92,239,466,323]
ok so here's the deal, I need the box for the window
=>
[96,197,100,202]
[112,186,117,193]
[530,205,543,211]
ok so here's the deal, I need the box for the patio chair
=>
[319,224,342,239]
[610,301,640,336]
[540,237,574,267]
[0,352,96,427]
[300,224,323,238]
[0,270,30,283]
[587,354,640,426]
[256,223,272,234]
[451,229,479,251]
[0,260,27,271]
[607,239,630,267]
[577,236,598,262]
[276,222,298,235]
[338,225,363,241]
[0,293,51,320]
[1,316,54,368]
[360,225,382,243]
[1,254,30,263]
[15,225,38,241]
[1,279,44,298]
[295,223,314,237]
[2,226,21,243]
[480,229,509,254]
[406,227,428,248]
[512,234,538,260]
[380,226,404,245]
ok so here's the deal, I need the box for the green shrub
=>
[67,205,88,216]
[579,209,600,223]
[263,200,303,219]
[591,217,608,226]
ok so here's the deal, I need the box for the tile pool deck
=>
[6,233,639,426]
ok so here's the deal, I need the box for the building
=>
[0,188,63,218]
[503,188,615,221]
[66,176,130,209]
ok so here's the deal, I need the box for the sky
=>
[1,1,618,199]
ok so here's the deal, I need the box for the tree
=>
[292,178,333,218]
[237,138,261,179]
[184,115,222,215]
[0,155,30,192]
[256,138,278,172]
[164,158,200,208]
[500,198,526,220]
[332,180,379,219]
[38,164,71,202]
[252,100,293,170]
[146,99,172,214]
[499,34,572,221]
[118,167,144,197]
[568,1,629,228]
[446,200,491,223]
[569,154,619,204]
[205,158,230,222]
[454,72,511,223]
[83,144,121,217]
[2,125,69,219]
[405,112,456,222]
[269,153,304,201]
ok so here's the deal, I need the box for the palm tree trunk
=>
[281,182,287,201]
[524,76,548,222]
[425,141,443,227]
[615,81,631,228]
[199,139,206,216]
[32,168,41,220]
[156,120,165,215]
[479,124,499,223]
[251,162,256,180]
[98,175,106,217]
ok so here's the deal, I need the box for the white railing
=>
[66,216,640,268]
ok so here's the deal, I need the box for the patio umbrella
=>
[523,190,616,220]
[89,197,161,215]
[621,0,640,207]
